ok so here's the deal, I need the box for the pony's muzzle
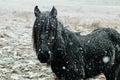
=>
[37,50,50,63]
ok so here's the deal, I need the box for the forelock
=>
[41,11,50,17]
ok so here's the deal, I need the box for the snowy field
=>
[0,0,120,80]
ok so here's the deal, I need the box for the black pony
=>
[32,6,120,80]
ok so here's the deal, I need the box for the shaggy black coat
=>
[33,6,120,80]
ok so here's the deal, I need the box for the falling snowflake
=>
[88,40,90,43]
[62,66,66,70]
[80,47,82,50]
[103,56,110,63]
[51,36,55,39]
[41,20,44,22]
[69,42,73,45]
[48,51,51,54]
[39,49,41,51]
[48,42,50,45]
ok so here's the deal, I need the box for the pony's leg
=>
[104,68,118,80]
[117,69,120,80]
[104,72,116,80]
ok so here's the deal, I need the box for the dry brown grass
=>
[62,16,120,32]
[90,21,101,28]
[62,16,102,30]
[63,17,80,26]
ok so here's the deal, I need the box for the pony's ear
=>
[34,5,41,17]
[50,6,57,17]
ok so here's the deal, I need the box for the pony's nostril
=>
[38,50,50,63]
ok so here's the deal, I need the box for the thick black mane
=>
[33,6,120,80]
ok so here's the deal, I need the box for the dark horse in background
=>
[32,5,120,80]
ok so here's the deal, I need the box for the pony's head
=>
[33,6,58,63]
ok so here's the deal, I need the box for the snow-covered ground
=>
[0,0,120,80]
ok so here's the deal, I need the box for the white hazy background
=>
[0,0,120,80]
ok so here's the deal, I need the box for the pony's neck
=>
[57,21,64,33]
[53,21,65,51]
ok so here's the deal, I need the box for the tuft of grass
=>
[64,17,80,27]
[82,22,89,28]
[90,21,101,28]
